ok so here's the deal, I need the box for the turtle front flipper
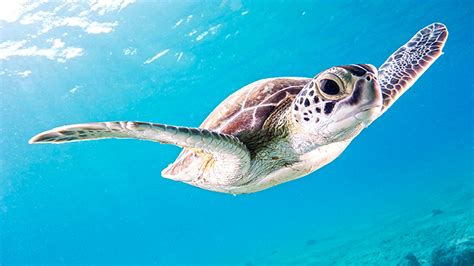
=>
[29,122,251,181]
[378,23,448,115]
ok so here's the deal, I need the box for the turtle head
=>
[291,64,383,144]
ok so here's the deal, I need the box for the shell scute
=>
[202,78,310,135]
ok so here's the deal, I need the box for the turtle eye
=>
[319,79,340,95]
[316,71,348,100]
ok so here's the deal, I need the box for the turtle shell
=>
[163,77,310,177]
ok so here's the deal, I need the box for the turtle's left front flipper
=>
[378,23,448,115]
[29,121,251,175]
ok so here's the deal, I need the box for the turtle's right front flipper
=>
[29,121,251,179]
[378,23,448,115]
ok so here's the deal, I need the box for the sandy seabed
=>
[254,181,473,265]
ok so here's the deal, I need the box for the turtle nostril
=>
[366,75,372,81]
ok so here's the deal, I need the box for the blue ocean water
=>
[1,1,473,264]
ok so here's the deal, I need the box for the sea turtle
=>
[30,23,448,194]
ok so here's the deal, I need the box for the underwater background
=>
[1,0,473,265]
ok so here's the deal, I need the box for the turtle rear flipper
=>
[378,23,448,114]
[29,121,251,183]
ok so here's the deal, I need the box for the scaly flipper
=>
[29,121,251,178]
[378,23,448,114]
